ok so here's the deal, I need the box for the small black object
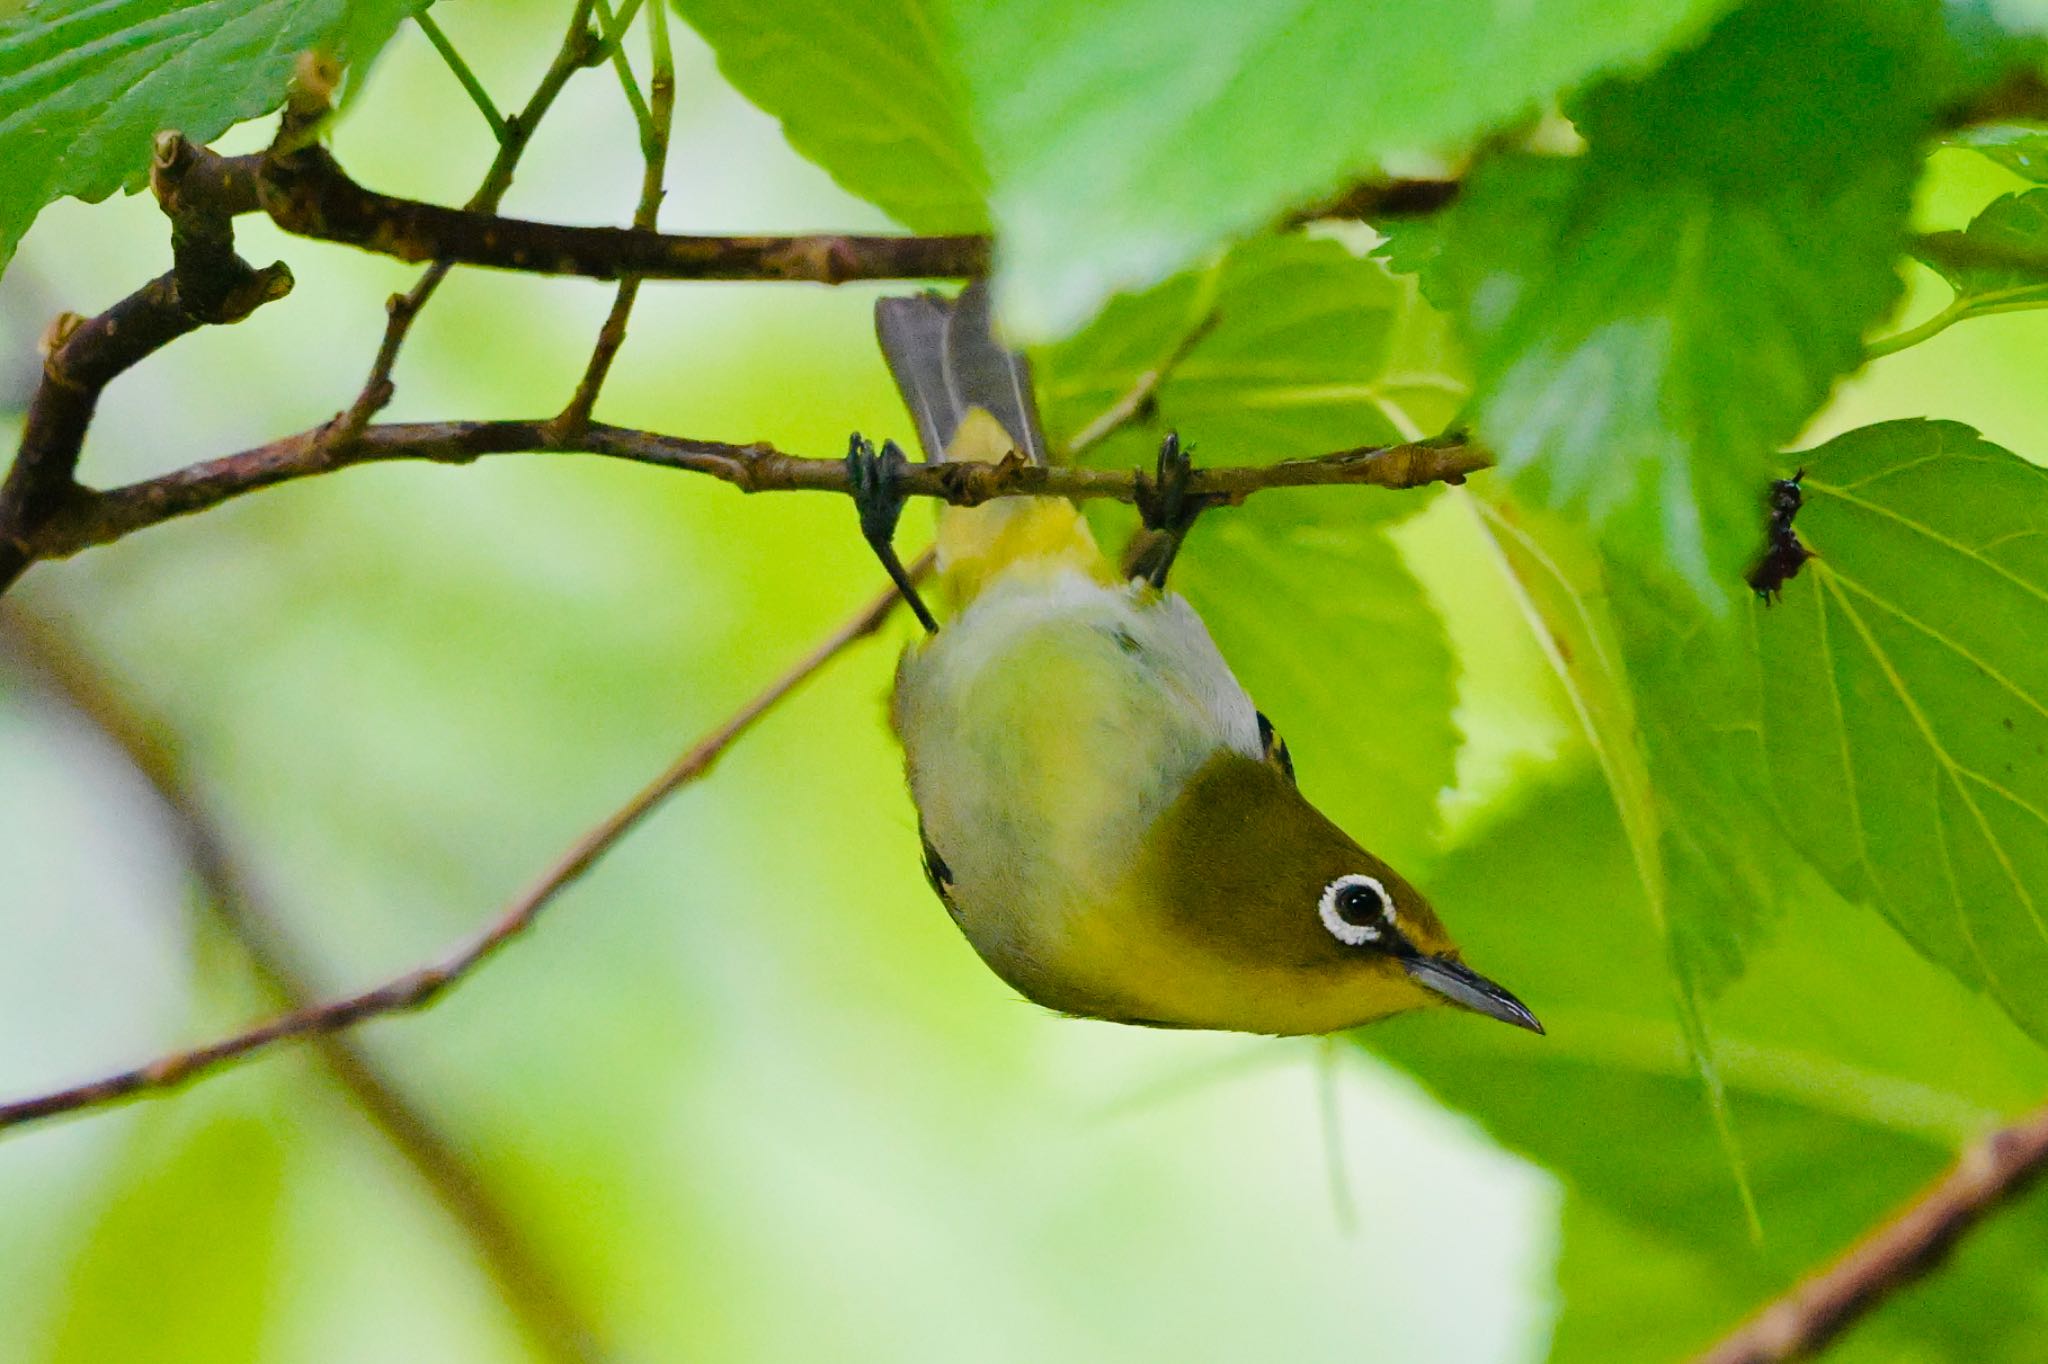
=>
[1255,710,1296,786]
[918,817,959,919]
[1746,468,1813,605]
[1333,881,1388,927]
[1129,432,1211,589]
[847,432,939,634]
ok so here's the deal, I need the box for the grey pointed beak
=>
[1403,955,1544,1034]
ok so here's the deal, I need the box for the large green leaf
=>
[1467,492,1757,1204]
[1037,234,1467,477]
[1368,773,2048,1361]
[1176,510,1457,870]
[1608,569,1795,998]
[1422,0,1945,600]
[1759,419,2048,1046]
[1911,187,2048,326]
[951,0,1738,338]
[667,0,988,232]
[0,0,423,274]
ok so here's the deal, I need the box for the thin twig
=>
[0,605,606,1363]
[1062,310,1221,453]
[589,0,655,152]
[320,0,604,449]
[0,572,917,1138]
[551,0,675,439]
[1695,1096,2048,1363]
[0,326,1247,1134]
[18,420,1490,567]
[415,11,508,142]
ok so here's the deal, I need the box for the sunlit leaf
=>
[951,0,1739,338]
[1912,188,2048,324]
[1759,419,2048,1046]
[1949,122,2048,182]
[667,0,988,231]
[0,0,424,274]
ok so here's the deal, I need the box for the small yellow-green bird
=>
[848,282,1539,1037]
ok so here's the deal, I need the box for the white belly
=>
[890,567,1263,1015]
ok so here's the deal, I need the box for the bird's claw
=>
[847,432,914,546]
[846,432,939,634]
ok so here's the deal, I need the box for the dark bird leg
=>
[847,433,939,634]
[1129,432,1210,589]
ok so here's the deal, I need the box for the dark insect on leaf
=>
[1745,469,1813,604]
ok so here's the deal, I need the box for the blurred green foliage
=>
[3,0,2048,1360]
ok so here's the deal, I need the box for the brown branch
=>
[248,145,989,284]
[0,572,915,1138]
[0,317,1240,1137]
[1695,1097,2048,1364]
[0,135,293,594]
[551,0,676,440]
[0,604,607,1363]
[18,421,1490,566]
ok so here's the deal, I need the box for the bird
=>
[844,281,1539,1038]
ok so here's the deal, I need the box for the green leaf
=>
[1037,235,1468,476]
[1175,509,1457,868]
[1426,0,1939,600]
[1950,122,2048,182]
[1368,772,2048,1359]
[1759,418,2048,1047]
[1611,593,1783,999]
[668,0,987,231]
[950,0,1738,339]
[0,0,423,275]
[1468,491,1756,1206]
[1912,187,2048,323]
[49,1106,288,1362]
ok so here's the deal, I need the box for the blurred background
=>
[1,3,2043,1360]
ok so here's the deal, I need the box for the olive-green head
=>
[1123,746,1541,1037]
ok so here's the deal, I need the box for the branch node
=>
[38,312,85,361]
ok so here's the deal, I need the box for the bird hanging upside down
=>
[848,282,1539,1038]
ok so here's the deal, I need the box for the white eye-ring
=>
[1319,874,1394,946]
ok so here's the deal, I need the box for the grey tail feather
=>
[875,279,1048,466]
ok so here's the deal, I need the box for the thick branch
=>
[250,145,988,283]
[0,604,605,1364]
[0,136,292,592]
[20,422,1489,564]
[1695,1097,2048,1364]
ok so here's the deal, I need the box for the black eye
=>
[1318,874,1394,946]
[1335,882,1385,925]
